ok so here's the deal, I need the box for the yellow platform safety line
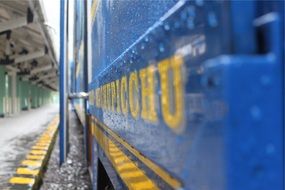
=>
[38,138,52,142]
[92,123,159,190]
[30,150,47,155]
[36,144,50,148]
[39,137,51,140]
[16,168,39,176]
[9,177,35,185]
[35,144,49,148]
[93,117,182,189]
[32,146,49,150]
[8,115,59,188]
[38,139,51,142]
[21,160,42,167]
[37,139,51,143]
[40,136,51,139]
[37,141,51,144]
[38,135,52,139]
[26,155,45,160]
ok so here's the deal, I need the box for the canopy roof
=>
[0,0,58,90]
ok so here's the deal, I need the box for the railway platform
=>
[0,104,58,189]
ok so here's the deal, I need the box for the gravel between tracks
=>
[41,110,92,190]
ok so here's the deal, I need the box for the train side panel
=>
[72,0,86,125]
[72,0,284,189]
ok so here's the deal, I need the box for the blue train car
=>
[70,0,87,125]
[70,0,284,189]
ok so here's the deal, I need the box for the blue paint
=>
[89,1,227,189]
[59,0,66,165]
[70,0,284,189]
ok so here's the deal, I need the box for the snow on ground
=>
[0,104,58,188]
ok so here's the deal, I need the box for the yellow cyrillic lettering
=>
[116,80,121,113]
[129,71,139,118]
[107,83,111,110]
[120,76,128,115]
[139,65,157,122]
[111,81,116,112]
[158,55,184,130]
[103,84,107,110]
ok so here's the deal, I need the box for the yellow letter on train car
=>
[139,65,157,122]
[129,71,140,119]
[116,80,121,113]
[96,88,101,108]
[107,83,111,111]
[111,81,116,112]
[120,76,128,115]
[158,55,184,131]
[103,84,107,110]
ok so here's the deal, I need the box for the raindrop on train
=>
[159,44,165,52]
[180,11,188,20]
[208,12,218,27]
[164,24,170,31]
[187,6,195,17]
[195,0,204,6]
[144,37,149,42]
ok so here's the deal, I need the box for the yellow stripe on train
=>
[92,123,159,190]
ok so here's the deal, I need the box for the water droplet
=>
[180,11,188,20]
[164,24,170,31]
[140,43,145,50]
[195,0,204,6]
[144,37,149,42]
[208,12,218,27]
[159,44,165,53]
[187,6,195,17]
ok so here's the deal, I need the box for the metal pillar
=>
[11,72,17,114]
[0,66,5,116]
[59,0,69,165]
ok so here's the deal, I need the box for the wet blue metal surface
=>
[71,0,284,189]
[89,1,228,189]
[72,0,86,125]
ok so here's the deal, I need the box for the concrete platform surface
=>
[0,104,58,189]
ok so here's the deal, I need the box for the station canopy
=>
[0,0,58,90]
